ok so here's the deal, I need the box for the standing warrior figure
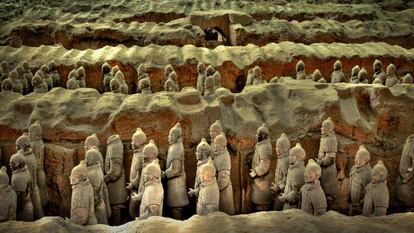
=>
[127,128,147,218]
[16,64,28,94]
[196,63,206,95]
[362,161,389,217]
[252,66,265,85]
[70,160,97,225]
[16,133,43,219]
[330,60,345,83]
[10,151,32,221]
[349,65,360,84]
[84,133,111,219]
[132,159,164,220]
[104,134,127,225]
[296,60,306,80]
[76,67,87,88]
[0,166,17,222]
[114,71,128,94]
[348,146,372,215]
[85,149,108,224]
[3,70,23,94]
[396,134,414,210]
[209,120,223,151]
[138,73,152,94]
[316,117,338,208]
[213,133,235,215]
[385,64,398,88]
[188,138,212,202]
[162,123,189,219]
[164,71,180,92]
[271,133,291,210]
[279,143,305,210]
[300,159,327,216]
[48,61,60,88]
[195,159,220,216]
[372,59,386,84]
[28,121,48,208]
[164,64,174,81]
[40,64,53,91]
[102,62,112,92]
[250,124,273,211]
[22,61,33,93]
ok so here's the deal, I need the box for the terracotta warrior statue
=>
[110,78,121,93]
[271,133,291,210]
[48,60,60,88]
[316,117,338,208]
[138,73,152,94]
[362,161,389,217]
[252,66,265,85]
[40,64,53,91]
[396,134,414,210]
[197,63,206,95]
[132,159,164,220]
[76,66,86,88]
[312,69,326,83]
[22,61,33,93]
[0,166,17,222]
[84,133,111,219]
[213,71,222,90]
[209,120,223,149]
[188,138,212,202]
[114,71,128,94]
[1,77,13,92]
[10,151,33,221]
[372,59,386,84]
[16,64,28,94]
[70,160,97,225]
[279,143,305,210]
[66,71,80,90]
[203,75,216,97]
[16,133,43,219]
[3,70,23,94]
[194,159,220,216]
[349,65,360,84]
[164,64,174,81]
[102,62,112,92]
[85,148,108,224]
[162,123,189,219]
[330,60,345,83]
[348,145,372,215]
[213,133,235,215]
[164,71,180,92]
[296,60,306,80]
[127,128,147,218]
[385,64,398,87]
[301,159,327,216]
[28,121,48,208]
[358,68,369,84]
[104,134,127,225]
[250,124,273,211]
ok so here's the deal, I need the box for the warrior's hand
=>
[408,167,413,172]
[126,182,134,191]
[188,188,196,198]
[249,169,257,178]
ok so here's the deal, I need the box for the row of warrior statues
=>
[2,116,414,225]
[0,58,412,95]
